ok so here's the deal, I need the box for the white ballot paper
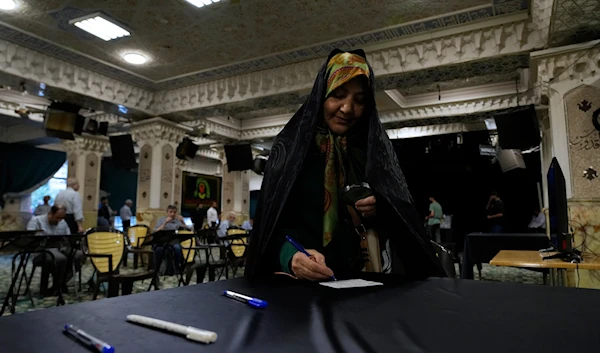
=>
[320,279,384,289]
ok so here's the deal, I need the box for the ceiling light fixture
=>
[69,13,130,41]
[184,0,220,8]
[122,53,147,65]
[0,0,16,10]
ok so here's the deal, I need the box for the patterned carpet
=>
[0,254,543,317]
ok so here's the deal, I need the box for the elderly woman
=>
[245,49,444,281]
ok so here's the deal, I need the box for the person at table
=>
[153,205,188,275]
[217,211,237,245]
[33,195,52,216]
[241,218,253,231]
[486,191,505,233]
[528,208,546,233]
[120,199,133,233]
[26,205,83,296]
[245,49,445,281]
[207,201,219,228]
[54,178,84,234]
[425,196,443,243]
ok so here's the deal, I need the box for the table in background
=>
[1,275,600,352]
[461,232,549,279]
[490,250,600,286]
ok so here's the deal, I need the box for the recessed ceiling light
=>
[122,53,147,65]
[0,0,16,10]
[184,0,220,8]
[69,13,130,41]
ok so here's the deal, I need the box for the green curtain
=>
[0,143,66,207]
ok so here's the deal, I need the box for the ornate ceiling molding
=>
[379,91,536,124]
[386,121,488,139]
[153,15,547,116]
[197,149,223,161]
[0,39,154,114]
[64,135,110,154]
[131,117,192,144]
[531,39,600,99]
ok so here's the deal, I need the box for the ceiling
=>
[0,0,528,90]
[549,0,600,46]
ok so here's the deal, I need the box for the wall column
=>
[533,40,600,288]
[131,118,189,229]
[222,165,250,223]
[64,135,109,230]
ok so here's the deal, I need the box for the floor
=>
[0,254,543,317]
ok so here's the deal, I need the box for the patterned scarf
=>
[316,52,370,247]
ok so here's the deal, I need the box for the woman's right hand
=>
[291,249,334,281]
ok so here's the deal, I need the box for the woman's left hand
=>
[355,195,376,218]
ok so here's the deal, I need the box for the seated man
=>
[153,205,189,275]
[217,211,237,245]
[241,218,253,231]
[26,205,83,296]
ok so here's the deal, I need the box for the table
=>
[490,250,600,286]
[1,275,600,352]
[461,232,549,279]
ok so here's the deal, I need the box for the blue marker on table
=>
[285,236,337,281]
[64,324,115,353]
[223,290,268,308]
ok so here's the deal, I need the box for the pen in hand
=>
[285,236,337,281]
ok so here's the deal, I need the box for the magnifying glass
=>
[341,182,373,206]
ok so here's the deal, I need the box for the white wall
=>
[249,172,263,191]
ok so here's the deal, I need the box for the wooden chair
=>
[83,228,156,299]
[123,225,150,269]
[226,228,249,277]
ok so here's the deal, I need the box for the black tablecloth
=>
[1,275,599,353]
[461,232,550,279]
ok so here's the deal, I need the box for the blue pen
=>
[223,290,268,308]
[64,324,115,353]
[285,236,337,281]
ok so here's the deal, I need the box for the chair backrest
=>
[227,229,248,258]
[178,230,197,265]
[85,229,125,274]
[127,225,150,247]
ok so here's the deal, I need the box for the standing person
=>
[191,203,206,231]
[33,195,52,216]
[120,199,133,233]
[245,49,444,280]
[207,201,219,228]
[55,178,84,234]
[425,196,443,243]
[486,191,505,233]
[27,205,83,295]
[98,197,110,224]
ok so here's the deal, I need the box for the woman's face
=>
[323,77,367,136]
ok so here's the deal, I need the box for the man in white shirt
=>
[27,205,82,296]
[528,209,546,232]
[54,178,84,234]
[33,195,52,216]
[120,199,133,232]
[207,201,219,228]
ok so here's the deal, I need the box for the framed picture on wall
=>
[181,172,222,215]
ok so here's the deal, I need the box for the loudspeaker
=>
[109,134,137,169]
[252,157,268,175]
[43,102,84,140]
[224,143,253,172]
[98,122,109,136]
[497,149,526,173]
[176,138,199,160]
[494,105,540,150]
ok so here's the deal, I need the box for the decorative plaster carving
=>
[197,149,222,161]
[532,40,600,101]
[153,17,547,115]
[63,135,110,155]
[0,39,153,114]
[131,117,192,144]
